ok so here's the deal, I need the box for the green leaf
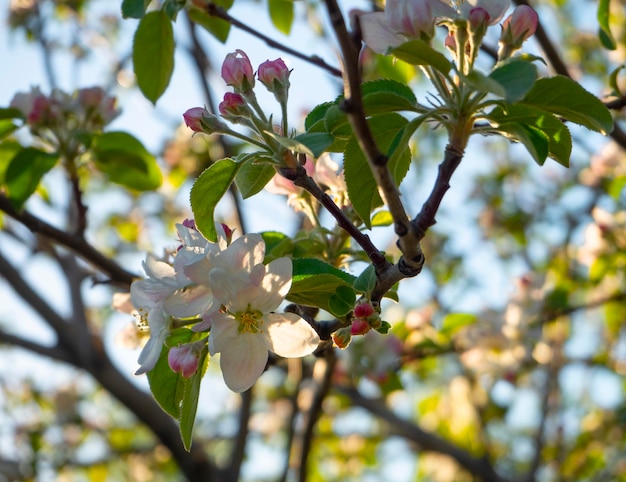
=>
[489,60,537,102]
[489,104,572,166]
[597,0,616,50]
[362,79,418,114]
[163,0,186,20]
[4,147,58,209]
[0,108,23,120]
[289,258,356,315]
[305,102,334,132]
[268,0,294,35]
[0,141,22,184]
[440,313,477,336]
[121,0,150,18]
[264,131,316,157]
[371,210,393,226]
[293,132,334,158]
[328,285,357,317]
[390,39,451,75]
[91,131,162,190]
[0,120,19,141]
[146,329,193,419]
[463,71,506,97]
[235,157,276,198]
[179,348,208,451]
[343,113,411,228]
[608,64,625,96]
[498,122,550,165]
[190,159,240,241]
[188,6,231,43]
[353,264,377,294]
[261,231,294,261]
[133,10,175,104]
[522,76,613,134]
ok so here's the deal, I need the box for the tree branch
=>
[203,3,342,78]
[339,385,508,482]
[0,329,75,364]
[0,194,136,287]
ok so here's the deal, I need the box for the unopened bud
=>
[221,49,255,93]
[168,343,201,378]
[332,326,352,349]
[183,106,228,134]
[257,58,291,104]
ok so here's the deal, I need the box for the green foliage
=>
[390,39,452,74]
[190,159,240,241]
[133,10,175,104]
[597,0,617,50]
[91,131,163,190]
[4,147,58,209]
[188,0,234,43]
[235,155,276,198]
[288,258,356,316]
[488,60,538,102]
[343,114,411,228]
[268,0,294,35]
[439,313,477,337]
[522,76,614,134]
[121,0,150,19]
[353,264,377,294]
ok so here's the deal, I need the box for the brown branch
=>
[339,385,508,482]
[0,330,75,365]
[0,194,136,287]
[227,387,253,481]
[286,165,390,272]
[203,3,342,78]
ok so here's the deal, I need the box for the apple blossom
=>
[498,5,538,59]
[459,0,510,26]
[207,235,320,392]
[131,255,190,375]
[221,49,255,93]
[218,92,251,123]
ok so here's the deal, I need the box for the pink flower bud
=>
[218,93,251,122]
[168,344,200,378]
[183,106,228,133]
[460,0,510,25]
[354,302,375,318]
[77,87,119,127]
[257,58,291,103]
[468,7,490,30]
[500,5,538,48]
[221,49,255,93]
[220,223,235,244]
[351,318,371,336]
[332,326,352,349]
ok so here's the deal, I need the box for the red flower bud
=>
[218,93,250,122]
[168,344,200,378]
[351,318,371,336]
[354,302,375,318]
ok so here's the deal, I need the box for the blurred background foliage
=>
[1,0,626,481]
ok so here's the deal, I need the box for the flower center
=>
[235,307,263,334]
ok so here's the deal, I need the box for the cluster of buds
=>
[183,50,291,138]
[332,300,385,349]
[10,86,119,140]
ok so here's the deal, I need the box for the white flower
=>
[131,255,190,375]
[207,235,320,392]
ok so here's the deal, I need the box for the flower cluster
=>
[10,86,119,136]
[359,0,538,63]
[128,221,321,392]
[183,50,291,136]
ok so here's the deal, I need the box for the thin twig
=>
[0,194,136,287]
[0,329,75,364]
[203,3,342,78]
[284,165,389,272]
[228,387,253,481]
[296,350,336,482]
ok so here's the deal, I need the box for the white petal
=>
[163,285,215,318]
[135,323,168,375]
[359,12,404,54]
[249,257,293,312]
[209,312,240,355]
[218,333,269,392]
[262,313,320,358]
[143,255,175,280]
[212,234,265,274]
[130,278,172,308]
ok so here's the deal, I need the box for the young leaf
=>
[440,313,477,337]
[190,159,240,241]
[261,231,294,262]
[188,5,231,43]
[4,147,58,209]
[489,60,537,102]
[121,0,150,18]
[0,121,19,141]
[292,132,334,158]
[328,285,357,317]
[0,141,22,184]
[343,114,410,228]
[292,258,356,284]
[354,264,377,294]
[133,10,175,104]
[390,39,451,75]
[0,108,24,120]
[522,76,613,134]
[495,122,550,165]
[179,348,208,451]
[597,0,616,50]
[288,274,354,316]
[489,104,572,166]
[91,131,162,190]
[268,0,294,35]
[235,157,276,198]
